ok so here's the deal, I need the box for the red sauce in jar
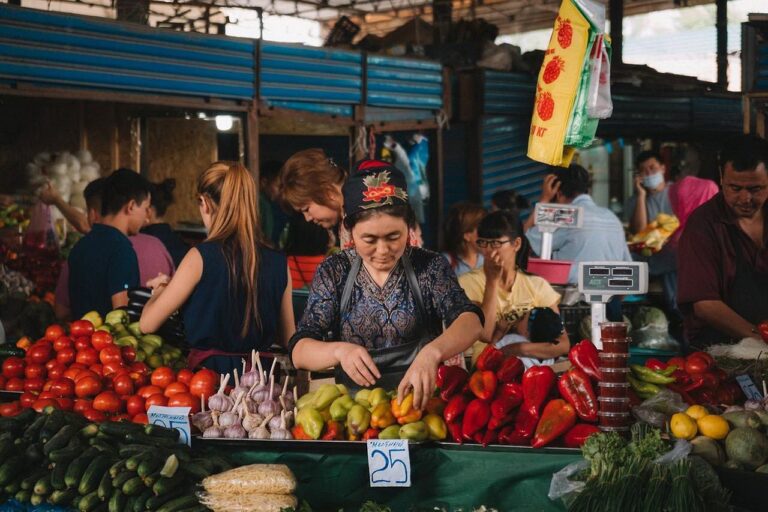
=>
[598,397,631,414]
[600,322,628,339]
[599,352,630,368]
[598,382,630,399]
[598,411,632,428]
[600,367,629,383]
[601,339,630,354]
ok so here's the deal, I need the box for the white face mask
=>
[642,172,664,190]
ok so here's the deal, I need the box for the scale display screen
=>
[578,262,649,297]
[611,267,633,276]
[588,268,610,276]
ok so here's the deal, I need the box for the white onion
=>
[76,149,93,164]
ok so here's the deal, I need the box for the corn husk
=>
[202,464,296,495]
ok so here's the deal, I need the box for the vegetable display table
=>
[197,441,580,511]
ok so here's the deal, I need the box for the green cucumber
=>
[78,454,113,495]
[22,414,47,441]
[143,423,180,440]
[111,470,136,489]
[137,456,161,478]
[49,444,84,463]
[118,444,154,458]
[126,452,153,472]
[44,424,78,455]
[64,448,99,489]
[49,488,77,505]
[20,469,47,490]
[0,456,22,486]
[97,471,113,501]
[29,492,45,506]
[4,479,20,495]
[108,489,126,512]
[79,490,101,512]
[51,460,68,490]
[121,476,145,496]
[125,432,178,448]
[108,459,125,479]
[40,409,66,442]
[152,473,185,496]
[33,473,51,496]
[133,488,153,512]
[88,438,118,454]
[145,487,186,510]
[14,489,31,503]
[79,423,100,439]
[156,495,200,512]
[24,442,44,464]
[99,421,144,438]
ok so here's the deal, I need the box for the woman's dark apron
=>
[334,254,436,390]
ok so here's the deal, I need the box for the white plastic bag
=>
[548,459,589,504]
[587,35,612,118]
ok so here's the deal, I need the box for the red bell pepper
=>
[448,420,463,444]
[461,399,491,439]
[666,383,695,405]
[496,356,523,383]
[361,428,380,441]
[531,399,576,448]
[469,370,498,401]
[644,358,667,371]
[568,340,602,381]
[481,429,498,447]
[671,368,691,385]
[562,423,601,448]
[321,420,344,440]
[436,365,469,401]
[759,321,768,343]
[490,394,522,419]
[499,382,524,402]
[476,344,504,372]
[488,411,517,431]
[473,430,485,444]
[557,368,598,422]
[512,405,539,439]
[498,425,529,446]
[444,393,471,423]
[521,365,555,413]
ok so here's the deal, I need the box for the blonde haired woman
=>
[140,162,295,375]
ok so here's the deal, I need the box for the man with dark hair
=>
[627,150,673,234]
[678,135,768,347]
[259,160,289,245]
[66,169,150,317]
[524,164,630,284]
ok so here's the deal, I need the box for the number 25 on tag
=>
[366,439,411,487]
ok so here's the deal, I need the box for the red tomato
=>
[82,408,106,422]
[69,363,87,371]
[53,336,73,352]
[130,362,150,375]
[89,364,104,377]
[102,361,126,377]
[45,359,60,372]
[75,375,102,398]
[176,369,194,386]
[167,392,200,413]
[75,348,98,366]
[70,320,94,338]
[0,376,5,389]
[163,382,188,398]
[74,336,92,351]
[132,413,149,424]
[112,413,131,422]
[24,364,46,380]
[47,364,66,381]
[113,374,135,396]
[145,393,168,410]
[126,395,145,417]
[44,325,65,341]
[32,398,58,413]
[63,367,83,382]
[2,357,25,378]
[667,357,687,370]
[93,391,121,413]
[137,385,164,399]
[56,397,74,410]
[685,355,711,375]
[19,392,37,408]
[73,399,93,414]
[99,346,123,366]
[132,372,149,388]
[56,348,76,366]
[38,391,58,401]
[90,331,113,352]
[0,401,21,417]
[49,378,75,397]
[150,367,175,389]
[5,377,24,392]
[120,347,136,363]
[27,343,53,365]
[24,377,44,393]
[688,351,715,366]
[189,369,218,400]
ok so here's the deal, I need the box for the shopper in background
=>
[54,177,175,320]
[289,160,482,410]
[627,150,674,234]
[67,169,150,318]
[140,162,294,376]
[524,164,631,285]
[490,189,531,215]
[678,136,768,348]
[284,213,331,289]
[259,160,290,246]
[141,179,189,268]
[441,202,486,277]
[460,210,569,365]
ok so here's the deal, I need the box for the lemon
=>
[697,415,730,440]
[670,413,698,440]
[686,405,709,420]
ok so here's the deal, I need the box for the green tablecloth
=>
[200,443,580,512]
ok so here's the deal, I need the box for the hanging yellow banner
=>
[527,0,593,167]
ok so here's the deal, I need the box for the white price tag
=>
[735,374,763,401]
[366,439,411,487]
[147,406,191,446]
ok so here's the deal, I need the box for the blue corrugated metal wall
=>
[756,38,768,90]
[366,55,443,110]
[483,71,534,117]
[0,4,254,100]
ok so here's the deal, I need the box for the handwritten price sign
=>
[147,406,191,446]
[366,439,411,487]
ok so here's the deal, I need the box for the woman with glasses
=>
[289,160,483,410]
[441,202,486,277]
[140,162,295,376]
[459,210,569,365]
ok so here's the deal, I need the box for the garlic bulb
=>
[269,409,292,431]
[248,414,273,439]
[218,394,243,428]
[224,423,247,439]
[241,350,264,388]
[191,394,214,432]
[202,426,223,438]
[208,374,234,412]
[270,411,293,440]
[242,407,265,432]
[258,376,280,417]
[229,368,249,404]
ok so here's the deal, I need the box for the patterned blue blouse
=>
[288,247,482,353]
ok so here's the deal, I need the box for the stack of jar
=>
[597,322,631,434]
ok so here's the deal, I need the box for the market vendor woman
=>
[289,161,483,409]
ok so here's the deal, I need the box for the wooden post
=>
[245,101,260,181]
[609,0,623,66]
[716,0,728,89]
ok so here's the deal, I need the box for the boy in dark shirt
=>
[67,169,151,318]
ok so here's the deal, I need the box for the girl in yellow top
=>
[459,210,570,363]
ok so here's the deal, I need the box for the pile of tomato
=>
[0,320,218,423]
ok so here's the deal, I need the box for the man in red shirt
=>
[677,136,768,348]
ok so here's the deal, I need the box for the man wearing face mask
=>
[678,136,768,348]
[627,151,674,234]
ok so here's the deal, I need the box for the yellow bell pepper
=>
[371,402,396,429]
[423,413,448,440]
[391,394,423,425]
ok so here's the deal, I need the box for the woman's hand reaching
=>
[397,344,440,411]
[334,342,381,387]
